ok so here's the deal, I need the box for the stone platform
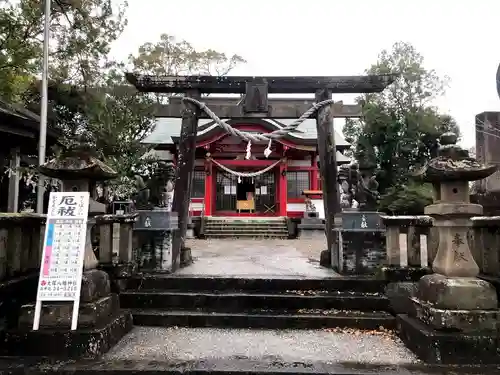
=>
[0,358,499,375]
[0,312,133,358]
[397,314,500,364]
[0,270,133,359]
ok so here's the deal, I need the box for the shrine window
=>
[192,170,205,198]
[287,171,309,198]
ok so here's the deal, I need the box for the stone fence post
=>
[0,213,46,328]
[0,213,46,280]
[379,215,434,281]
[95,213,138,291]
[470,216,500,277]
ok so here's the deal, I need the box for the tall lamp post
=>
[36,0,51,214]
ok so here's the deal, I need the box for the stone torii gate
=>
[125,74,396,271]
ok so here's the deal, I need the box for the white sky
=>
[110,0,500,148]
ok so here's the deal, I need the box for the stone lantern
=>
[11,146,132,357]
[421,132,496,277]
[399,132,500,364]
[38,146,117,270]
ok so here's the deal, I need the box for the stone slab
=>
[100,262,138,279]
[385,282,417,315]
[411,297,500,332]
[81,269,111,302]
[180,247,193,267]
[319,249,330,267]
[130,309,396,331]
[3,357,499,375]
[0,311,133,359]
[18,294,119,329]
[0,273,38,329]
[340,231,386,275]
[397,314,500,364]
[417,274,498,310]
[303,211,320,218]
[376,267,432,282]
[297,229,325,240]
[297,222,324,230]
[341,211,384,231]
[133,210,178,231]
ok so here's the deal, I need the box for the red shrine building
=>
[143,108,351,218]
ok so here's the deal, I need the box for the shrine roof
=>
[0,98,61,153]
[142,117,350,150]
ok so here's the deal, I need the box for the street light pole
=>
[36,0,51,214]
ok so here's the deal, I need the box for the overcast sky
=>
[110,0,500,148]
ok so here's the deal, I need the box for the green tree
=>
[0,0,127,101]
[0,0,41,101]
[130,33,246,77]
[1,0,246,200]
[343,42,460,214]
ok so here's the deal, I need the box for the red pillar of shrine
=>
[279,160,287,217]
[204,158,213,216]
[311,152,319,190]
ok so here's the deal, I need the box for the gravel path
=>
[104,327,419,365]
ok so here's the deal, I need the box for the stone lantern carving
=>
[419,132,496,277]
[38,146,118,270]
[11,146,132,356]
[399,132,500,363]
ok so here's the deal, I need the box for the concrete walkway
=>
[179,238,336,278]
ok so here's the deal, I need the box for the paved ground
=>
[104,327,419,365]
[105,239,420,367]
[180,238,333,278]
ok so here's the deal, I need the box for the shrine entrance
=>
[214,168,277,216]
[125,72,395,270]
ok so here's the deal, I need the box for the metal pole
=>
[36,0,51,214]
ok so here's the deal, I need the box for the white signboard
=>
[33,192,90,331]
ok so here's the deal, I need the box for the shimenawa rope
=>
[182,97,335,158]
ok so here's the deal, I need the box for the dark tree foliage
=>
[343,42,460,214]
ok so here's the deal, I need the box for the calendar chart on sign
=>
[36,192,90,302]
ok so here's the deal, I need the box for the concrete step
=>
[205,224,288,229]
[205,234,288,239]
[207,217,287,221]
[129,308,396,330]
[120,290,390,311]
[205,227,288,231]
[0,357,453,375]
[206,221,287,225]
[204,230,288,235]
[124,275,388,294]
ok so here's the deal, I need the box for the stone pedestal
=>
[398,274,500,364]
[181,246,193,267]
[398,133,500,364]
[338,211,386,274]
[297,212,325,240]
[0,269,132,359]
[134,210,179,272]
[96,214,139,293]
[186,217,195,239]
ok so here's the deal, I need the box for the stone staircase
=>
[120,275,395,330]
[203,216,289,238]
